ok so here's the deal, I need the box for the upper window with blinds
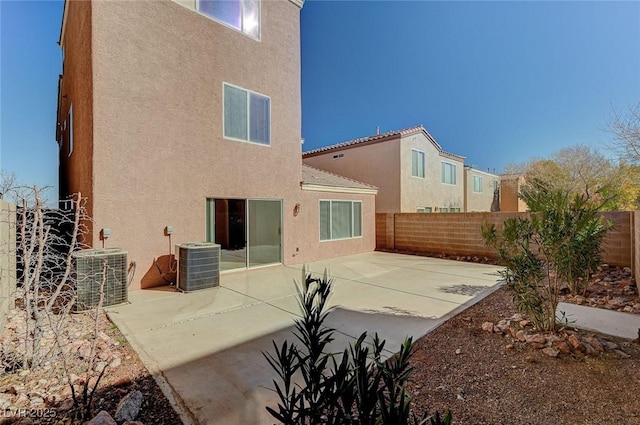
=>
[197,0,260,40]
[223,83,271,146]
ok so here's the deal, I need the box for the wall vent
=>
[72,248,128,311]
[176,243,220,292]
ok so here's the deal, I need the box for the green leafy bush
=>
[264,269,451,425]
[482,179,612,331]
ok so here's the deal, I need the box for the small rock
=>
[87,410,117,425]
[109,357,122,369]
[552,340,572,355]
[515,330,527,342]
[623,306,634,313]
[602,340,619,350]
[505,344,514,350]
[78,341,93,359]
[481,322,494,333]
[567,334,582,351]
[29,397,45,407]
[123,422,145,425]
[58,398,75,411]
[525,355,537,363]
[115,390,144,422]
[455,348,462,355]
[584,337,604,353]
[542,347,560,357]
[525,333,546,345]
[519,319,531,328]
[575,296,586,305]
[583,343,597,356]
[614,349,631,359]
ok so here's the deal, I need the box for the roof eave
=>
[300,183,378,195]
[58,0,68,47]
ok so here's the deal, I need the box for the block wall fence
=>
[376,211,638,285]
[0,200,16,331]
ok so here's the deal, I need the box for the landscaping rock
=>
[614,349,631,359]
[552,340,572,355]
[515,329,527,342]
[88,411,117,425]
[584,337,604,353]
[567,334,582,351]
[542,347,559,357]
[115,390,143,422]
[481,322,494,333]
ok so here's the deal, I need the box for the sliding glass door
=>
[248,199,282,267]
[206,198,282,270]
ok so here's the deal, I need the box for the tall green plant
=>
[482,180,612,331]
[264,269,451,425]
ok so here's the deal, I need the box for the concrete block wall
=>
[599,211,633,268]
[377,211,636,269]
[635,211,639,290]
[0,200,17,331]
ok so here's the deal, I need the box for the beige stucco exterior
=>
[463,167,500,212]
[303,127,466,213]
[57,0,376,290]
[500,174,528,212]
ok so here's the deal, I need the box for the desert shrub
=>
[482,180,612,331]
[264,269,451,425]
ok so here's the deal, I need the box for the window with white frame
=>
[319,200,362,241]
[473,175,482,193]
[197,0,260,40]
[223,83,270,145]
[411,149,425,178]
[417,207,432,213]
[441,162,456,185]
[68,104,73,156]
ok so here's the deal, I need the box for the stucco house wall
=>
[58,0,375,290]
[400,132,464,212]
[303,126,466,214]
[57,0,94,230]
[500,174,528,212]
[464,167,500,212]
[301,139,401,213]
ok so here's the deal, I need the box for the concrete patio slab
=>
[106,252,503,425]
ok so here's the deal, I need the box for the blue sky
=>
[1,1,639,198]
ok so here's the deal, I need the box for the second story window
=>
[223,83,271,146]
[198,0,260,40]
[441,162,457,185]
[411,149,425,178]
[473,175,483,193]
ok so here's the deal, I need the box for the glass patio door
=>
[206,198,282,270]
[247,199,282,267]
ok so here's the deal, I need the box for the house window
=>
[441,162,456,185]
[473,175,482,193]
[223,83,270,145]
[68,104,73,156]
[197,0,260,40]
[319,200,362,241]
[411,149,425,178]
[450,207,461,212]
[439,207,449,213]
[417,207,432,213]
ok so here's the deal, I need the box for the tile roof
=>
[301,164,377,192]
[302,125,465,162]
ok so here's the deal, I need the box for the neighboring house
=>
[463,166,501,212]
[302,126,466,213]
[56,0,376,289]
[500,174,528,212]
